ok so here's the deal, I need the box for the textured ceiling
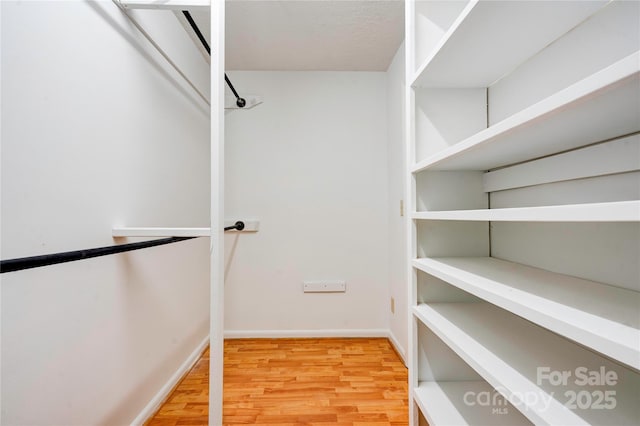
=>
[192,0,404,71]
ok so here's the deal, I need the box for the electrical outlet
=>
[390,297,395,313]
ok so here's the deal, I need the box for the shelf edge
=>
[410,0,480,88]
[411,51,640,173]
[117,0,210,11]
[413,303,590,425]
[412,257,640,370]
[411,200,640,222]
[112,227,211,237]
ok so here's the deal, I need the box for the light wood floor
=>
[145,338,408,425]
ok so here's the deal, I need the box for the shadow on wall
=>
[100,245,208,425]
[225,233,240,283]
[86,0,209,117]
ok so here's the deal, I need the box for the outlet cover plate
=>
[303,281,346,293]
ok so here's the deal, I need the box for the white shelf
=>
[411,201,640,223]
[414,381,531,426]
[413,257,640,370]
[112,220,260,237]
[411,52,640,172]
[408,2,640,425]
[413,303,640,425]
[112,227,210,237]
[411,1,607,88]
[117,0,209,11]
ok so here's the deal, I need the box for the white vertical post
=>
[209,0,225,425]
[404,1,418,425]
[0,2,3,421]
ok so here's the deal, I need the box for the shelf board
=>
[482,134,640,193]
[413,303,640,425]
[411,200,640,223]
[112,227,210,237]
[113,220,259,237]
[411,52,640,172]
[117,0,210,11]
[411,1,607,88]
[414,381,531,426]
[413,257,640,370]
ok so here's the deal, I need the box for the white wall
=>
[1,2,210,424]
[224,72,389,336]
[385,43,408,361]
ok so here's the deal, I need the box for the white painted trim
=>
[414,381,530,425]
[387,329,407,366]
[129,330,404,425]
[483,134,640,192]
[112,0,210,106]
[411,1,607,88]
[224,329,406,365]
[130,335,209,426]
[411,52,640,172]
[118,0,209,11]
[405,2,418,425]
[113,227,210,237]
[411,0,478,86]
[224,329,390,339]
[413,257,640,370]
[412,200,640,222]
[413,303,635,425]
[0,0,3,401]
[209,1,225,424]
[113,221,258,237]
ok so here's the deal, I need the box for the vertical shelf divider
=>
[209,0,225,424]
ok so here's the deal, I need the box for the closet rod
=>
[0,222,245,274]
[182,10,246,108]
[113,0,210,106]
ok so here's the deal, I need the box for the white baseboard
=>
[133,329,406,425]
[224,328,407,365]
[131,335,209,426]
[224,328,389,339]
[386,330,407,366]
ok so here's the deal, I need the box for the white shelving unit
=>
[406,1,640,425]
[411,0,608,87]
[413,381,531,426]
[411,200,640,222]
[413,257,640,370]
[414,303,640,425]
[412,51,639,172]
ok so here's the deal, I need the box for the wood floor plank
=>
[145,337,408,425]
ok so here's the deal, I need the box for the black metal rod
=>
[0,237,195,274]
[1,222,246,274]
[224,75,246,107]
[226,221,245,232]
[182,10,246,108]
[182,10,210,54]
